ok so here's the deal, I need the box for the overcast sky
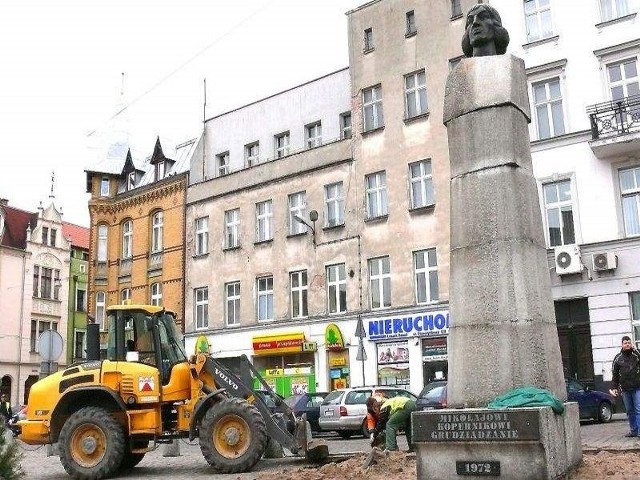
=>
[0,0,363,227]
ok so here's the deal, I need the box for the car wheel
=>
[598,402,613,423]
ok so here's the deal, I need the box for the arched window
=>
[150,283,162,306]
[151,211,163,253]
[96,291,106,330]
[122,220,133,259]
[97,224,108,262]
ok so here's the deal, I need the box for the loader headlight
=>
[126,395,137,405]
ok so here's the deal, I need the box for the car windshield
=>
[284,395,302,407]
[423,386,446,400]
[419,382,445,397]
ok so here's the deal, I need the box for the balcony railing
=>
[588,94,640,140]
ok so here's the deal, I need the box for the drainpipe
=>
[17,252,26,405]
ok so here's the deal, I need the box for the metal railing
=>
[587,94,640,140]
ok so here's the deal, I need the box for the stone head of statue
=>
[461,3,510,57]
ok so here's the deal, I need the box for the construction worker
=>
[0,394,12,425]
[369,395,416,452]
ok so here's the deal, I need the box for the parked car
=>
[416,380,448,410]
[284,392,329,432]
[566,379,615,423]
[318,385,417,438]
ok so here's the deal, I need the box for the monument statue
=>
[412,4,581,479]
[461,3,510,57]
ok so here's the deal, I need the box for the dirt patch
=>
[251,450,640,480]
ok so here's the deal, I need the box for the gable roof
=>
[62,222,90,250]
[0,204,38,250]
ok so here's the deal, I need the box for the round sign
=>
[38,330,64,361]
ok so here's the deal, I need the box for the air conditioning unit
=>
[554,245,582,275]
[592,252,617,272]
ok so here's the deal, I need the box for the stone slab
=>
[447,107,532,178]
[414,405,581,480]
[443,55,531,125]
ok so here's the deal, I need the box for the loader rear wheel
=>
[199,397,268,473]
[59,406,125,480]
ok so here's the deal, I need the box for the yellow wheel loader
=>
[19,304,327,480]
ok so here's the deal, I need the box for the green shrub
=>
[0,422,23,480]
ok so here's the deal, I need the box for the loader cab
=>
[105,305,187,384]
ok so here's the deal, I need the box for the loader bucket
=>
[295,414,329,463]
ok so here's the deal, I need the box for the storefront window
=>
[376,341,410,386]
[422,337,448,384]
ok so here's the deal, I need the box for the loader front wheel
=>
[199,397,268,473]
[59,406,125,480]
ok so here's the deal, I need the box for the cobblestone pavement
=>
[14,415,639,479]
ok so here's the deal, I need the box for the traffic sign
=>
[38,329,64,362]
[355,316,366,338]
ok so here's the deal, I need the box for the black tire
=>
[199,397,268,473]
[598,402,613,423]
[338,430,352,439]
[119,440,147,470]
[58,406,125,480]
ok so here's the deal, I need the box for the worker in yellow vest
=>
[369,395,416,452]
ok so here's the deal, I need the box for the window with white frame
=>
[306,122,322,149]
[340,112,352,139]
[155,161,165,181]
[289,191,307,235]
[369,256,391,309]
[151,211,163,253]
[41,227,56,246]
[406,10,416,34]
[607,58,639,101]
[290,270,308,318]
[256,200,273,242]
[600,0,630,22]
[620,166,640,236]
[121,288,131,304]
[327,263,347,314]
[451,0,462,17]
[74,329,86,359]
[30,319,58,352]
[363,85,384,131]
[225,281,240,326]
[75,287,86,312]
[245,142,260,166]
[365,171,388,218]
[405,70,428,119]
[127,171,136,191]
[414,248,439,304]
[96,291,106,330]
[631,291,640,349]
[364,27,374,51]
[150,283,162,306]
[216,152,229,177]
[325,182,345,227]
[275,132,290,158]
[195,287,208,329]
[224,209,240,248]
[257,276,274,321]
[97,224,108,262]
[524,0,553,43]
[33,266,60,300]
[100,177,110,197]
[122,220,133,258]
[410,159,435,208]
[543,180,576,246]
[195,217,209,255]
[532,77,565,139]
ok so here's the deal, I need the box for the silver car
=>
[318,385,417,438]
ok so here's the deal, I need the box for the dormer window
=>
[156,161,165,181]
[100,177,110,197]
[127,171,136,191]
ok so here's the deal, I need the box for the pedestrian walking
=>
[610,335,640,437]
[368,395,417,452]
[0,393,12,425]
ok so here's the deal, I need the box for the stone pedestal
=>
[413,404,582,480]
[443,55,566,408]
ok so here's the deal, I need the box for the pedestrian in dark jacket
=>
[610,335,640,437]
[0,394,12,424]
